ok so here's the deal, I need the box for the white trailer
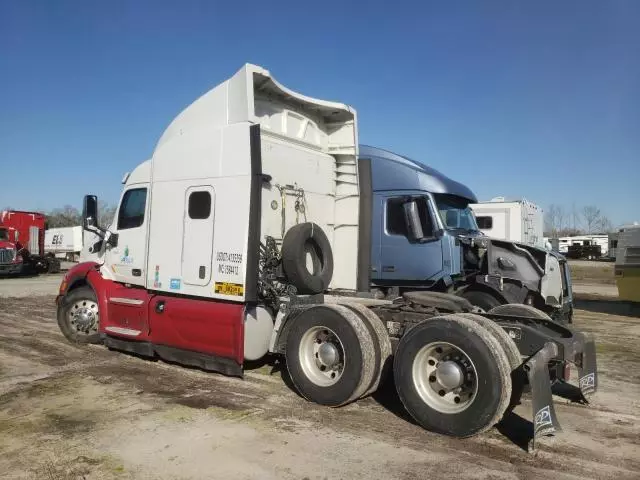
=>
[45,226,83,261]
[557,235,609,257]
[470,197,544,248]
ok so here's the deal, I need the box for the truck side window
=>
[188,191,211,219]
[117,188,147,230]
[386,197,435,238]
[477,216,493,229]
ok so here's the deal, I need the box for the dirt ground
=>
[1,272,639,479]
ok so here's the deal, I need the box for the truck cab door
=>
[103,185,149,286]
[379,195,443,283]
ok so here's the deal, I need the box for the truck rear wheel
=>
[339,302,392,398]
[57,286,101,344]
[285,304,376,407]
[393,315,512,437]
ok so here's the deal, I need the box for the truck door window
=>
[188,191,212,219]
[0,229,7,241]
[117,188,147,230]
[386,198,434,238]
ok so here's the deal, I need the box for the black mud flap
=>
[577,334,598,401]
[524,342,562,451]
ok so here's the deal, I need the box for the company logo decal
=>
[120,245,134,264]
[153,265,162,288]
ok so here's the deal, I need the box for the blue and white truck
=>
[362,145,574,324]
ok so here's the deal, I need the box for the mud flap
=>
[577,334,598,401]
[524,342,562,451]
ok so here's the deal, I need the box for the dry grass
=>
[569,260,615,285]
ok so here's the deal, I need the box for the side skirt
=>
[102,335,243,378]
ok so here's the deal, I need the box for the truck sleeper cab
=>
[56,64,596,449]
[361,145,573,324]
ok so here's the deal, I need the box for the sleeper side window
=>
[188,191,212,219]
[117,188,147,230]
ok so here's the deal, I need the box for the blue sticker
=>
[169,278,181,290]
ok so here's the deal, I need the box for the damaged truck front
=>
[363,145,574,324]
[55,63,596,450]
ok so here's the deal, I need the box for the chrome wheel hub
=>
[412,342,478,414]
[69,299,99,335]
[299,326,345,387]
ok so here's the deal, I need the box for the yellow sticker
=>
[214,282,244,297]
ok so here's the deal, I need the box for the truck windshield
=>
[433,194,479,232]
[0,229,8,241]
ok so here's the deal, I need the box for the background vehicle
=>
[469,197,544,248]
[0,210,60,275]
[362,146,573,323]
[56,63,597,448]
[615,224,640,302]
[45,226,83,262]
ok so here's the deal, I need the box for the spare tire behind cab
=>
[282,222,334,294]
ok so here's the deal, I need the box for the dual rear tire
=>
[285,303,390,407]
[393,315,515,437]
[286,306,518,438]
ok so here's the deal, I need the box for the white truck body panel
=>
[45,226,83,257]
[104,64,358,300]
[470,198,544,248]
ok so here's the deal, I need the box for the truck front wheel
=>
[394,315,512,437]
[57,286,101,344]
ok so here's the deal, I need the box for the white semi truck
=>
[55,64,597,449]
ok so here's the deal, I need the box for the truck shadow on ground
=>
[274,357,540,452]
[105,346,539,452]
[573,296,640,318]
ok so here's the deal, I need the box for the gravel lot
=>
[0,272,639,479]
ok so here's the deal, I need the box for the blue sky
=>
[1,1,638,226]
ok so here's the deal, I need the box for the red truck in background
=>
[0,210,60,275]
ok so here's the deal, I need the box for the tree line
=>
[544,204,614,237]
[2,202,117,229]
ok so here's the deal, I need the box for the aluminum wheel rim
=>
[68,299,99,335]
[412,341,478,414]
[299,325,345,387]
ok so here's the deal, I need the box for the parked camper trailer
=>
[469,198,544,249]
[558,235,609,258]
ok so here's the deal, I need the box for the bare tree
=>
[582,206,601,234]
[544,204,567,237]
[571,202,581,231]
[596,215,613,233]
[46,205,82,228]
[98,200,117,228]
[544,204,559,236]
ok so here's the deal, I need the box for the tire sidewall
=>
[282,223,334,294]
[286,306,363,406]
[57,287,101,344]
[394,319,506,437]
